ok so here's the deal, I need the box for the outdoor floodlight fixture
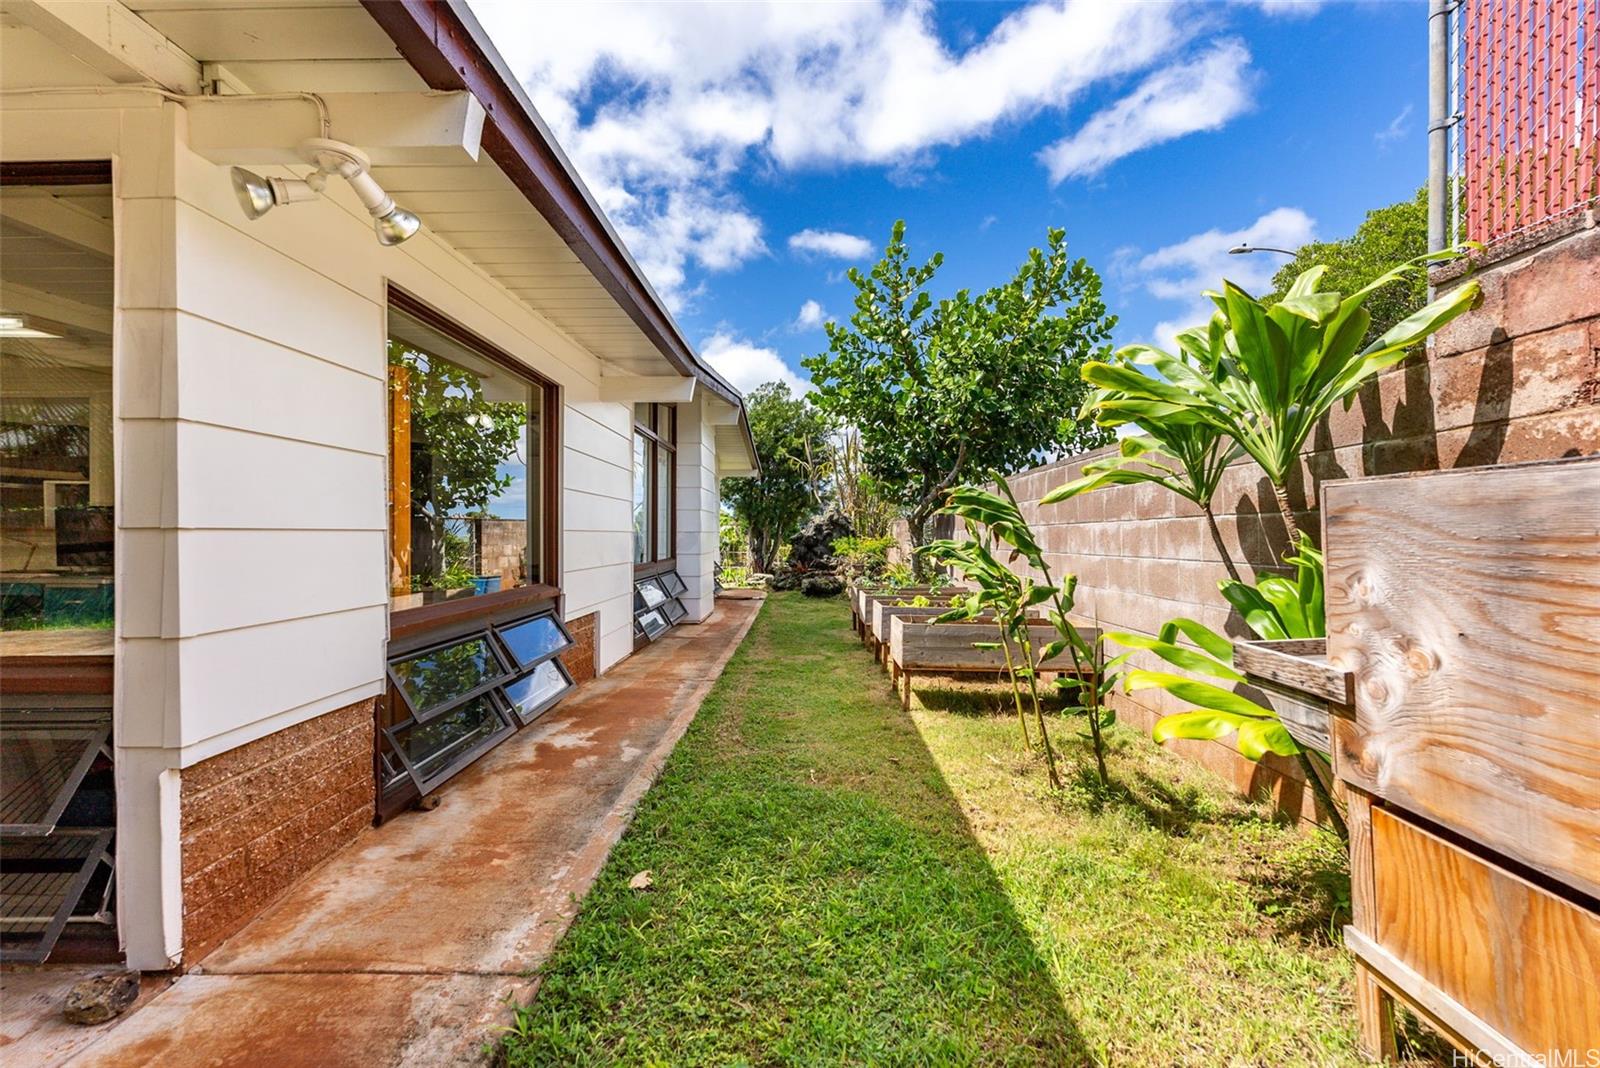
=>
[1228,243,1296,256]
[230,138,421,246]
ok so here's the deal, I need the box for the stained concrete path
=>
[58,597,763,1067]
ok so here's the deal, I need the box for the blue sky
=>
[471,0,1429,396]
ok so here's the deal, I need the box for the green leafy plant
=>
[924,525,1059,780]
[931,476,1126,786]
[1220,539,1325,640]
[833,534,895,584]
[1043,327,1246,578]
[1079,250,1480,546]
[805,220,1115,578]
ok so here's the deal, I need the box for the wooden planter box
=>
[851,587,967,646]
[1232,638,1352,755]
[887,616,1094,710]
[1323,456,1600,1063]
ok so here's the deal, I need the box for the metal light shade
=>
[374,205,421,246]
[231,167,276,220]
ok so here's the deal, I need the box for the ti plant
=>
[1114,544,1348,839]
[1079,249,1481,548]
[1220,539,1324,640]
[1048,615,1121,787]
[923,525,1057,777]
[931,476,1120,787]
[1043,331,1245,577]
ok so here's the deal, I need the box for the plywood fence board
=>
[1324,455,1600,899]
[1369,807,1600,1058]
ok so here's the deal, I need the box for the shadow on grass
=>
[502,594,1092,1066]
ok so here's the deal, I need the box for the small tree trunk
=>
[996,626,1034,752]
[906,512,930,582]
[1203,503,1244,583]
[1270,482,1305,554]
[1016,630,1062,789]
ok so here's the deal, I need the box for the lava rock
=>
[768,570,801,592]
[801,574,844,598]
[788,513,854,571]
[64,971,140,1026]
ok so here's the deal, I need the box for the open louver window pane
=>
[632,570,690,644]
[1,829,114,964]
[496,613,571,667]
[504,659,573,724]
[385,694,514,797]
[389,636,509,722]
[637,609,668,640]
[380,608,579,805]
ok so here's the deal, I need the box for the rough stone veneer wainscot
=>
[561,611,598,683]
[179,700,376,963]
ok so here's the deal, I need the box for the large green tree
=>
[722,382,830,573]
[803,221,1115,576]
[1268,186,1427,347]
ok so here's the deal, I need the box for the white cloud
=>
[469,0,1258,305]
[792,299,829,331]
[1126,206,1317,348]
[700,331,810,395]
[1375,103,1413,147]
[1244,0,1324,17]
[1040,41,1255,182]
[788,230,873,260]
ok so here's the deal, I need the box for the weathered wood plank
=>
[1324,455,1600,899]
[1246,680,1332,755]
[1345,928,1538,1068]
[1235,638,1353,705]
[888,617,1094,674]
[1343,788,1398,1061]
[1368,807,1600,1059]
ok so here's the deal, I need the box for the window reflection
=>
[388,307,545,610]
[0,184,115,654]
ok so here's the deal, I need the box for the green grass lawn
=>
[502,593,1429,1066]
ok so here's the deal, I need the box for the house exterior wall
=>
[676,393,720,621]
[977,225,1600,824]
[2,90,727,967]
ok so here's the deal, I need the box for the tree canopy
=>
[1268,186,1427,348]
[721,381,830,573]
[803,220,1115,570]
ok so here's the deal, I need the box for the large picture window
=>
[1,180,115,657]
[387,296,557,613]
[632,403,676,566]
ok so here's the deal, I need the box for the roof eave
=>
[361,0,751,429]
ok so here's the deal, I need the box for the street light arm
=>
[1228,244,1298,256]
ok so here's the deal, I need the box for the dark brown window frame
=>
[632,402,677,573]
[385,286,563,640]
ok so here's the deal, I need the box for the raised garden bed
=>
[1232,638,1353,755]
[888,616,1095,710]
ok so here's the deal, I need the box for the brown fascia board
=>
[361,0,752,431]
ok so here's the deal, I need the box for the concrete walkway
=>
[60,597,763,1067]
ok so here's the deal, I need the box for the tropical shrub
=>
[930,477,1128,786]
[833,534,895,584]
[1078,250,1480,547]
